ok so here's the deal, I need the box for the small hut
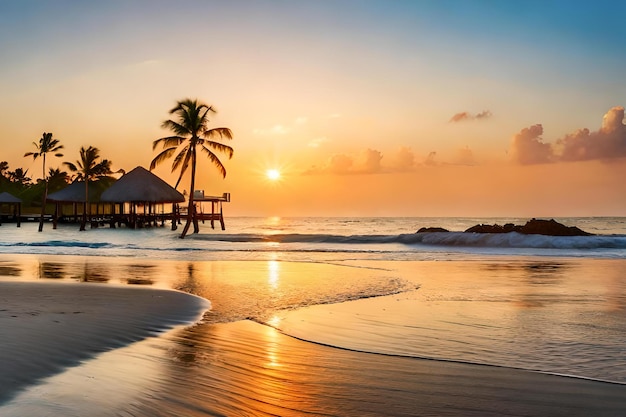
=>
[47,179,113,229]
[100,166,184,229]
[0,192,22,227]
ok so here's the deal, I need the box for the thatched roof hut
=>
[47,179,110,203]
[101,166,184,203]
[0,191,22,227]
[0,191,22,204]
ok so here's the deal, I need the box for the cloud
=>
[253,116,308,136]
[303,148,390,175]
[327,154,353,174]
[360,149,383,173]
[454,146,476,165]
[253,124,290,136]
[424,151,439,166]
[510,124,554,164]
[449,110,492,123]
[392,147,416,171]
[510,106,626,164]
[557,106,626,161]
[308,136,330,148]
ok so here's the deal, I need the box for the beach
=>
[1,218,625,415]
[1,279,626,416]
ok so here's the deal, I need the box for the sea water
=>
[1,216,626,386]
[1,216,625,261]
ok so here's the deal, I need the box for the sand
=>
[1,281,625,416]
[0,281,209,404]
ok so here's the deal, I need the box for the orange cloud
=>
[510,124,554,164]
[558,106,626,161]
[449,110,492,123]
[510,106,626,164]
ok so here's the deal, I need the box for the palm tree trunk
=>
[38,180,48,232]
[80,181,88,231]
[180,144,198,238]
[38,155,47,232]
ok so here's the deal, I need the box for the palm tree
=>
[24,132,64,232]
[64,146,112,231]
[47,167,70,193]
[151,99,233,238]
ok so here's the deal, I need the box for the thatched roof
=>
[47,180,108,203]
[0,191,22,203]
[101,166,184,203]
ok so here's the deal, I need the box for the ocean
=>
[1,216,625,261]
[1,216,625,415]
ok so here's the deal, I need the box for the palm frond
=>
[161,120,190,137]
[171,146,191,173]
[153,135,185,150]
[204,127,233,141]
[199,148,227,178]
[150,147,178,170]
[64,162,78,172]
[173,153,191,189]
[202,141,234,159]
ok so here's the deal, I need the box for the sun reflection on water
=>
[268,259,280,290]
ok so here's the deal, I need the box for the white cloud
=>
[308,136,330,148]
[253,124,290,136]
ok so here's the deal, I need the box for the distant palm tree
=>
[7,168,31,186]
[24,132,64,232]
[64,146,112,231]
[47,167,70,193]
[150,99,233,238]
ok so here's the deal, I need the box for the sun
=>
[266,169,281,181]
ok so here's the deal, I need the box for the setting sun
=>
[266,169,281,181]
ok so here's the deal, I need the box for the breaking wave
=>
[197,231,626,250]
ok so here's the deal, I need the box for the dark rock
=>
[417,227,449,233]
[464,218,592,236]
[518,218,593,236]
[464,224,520,233]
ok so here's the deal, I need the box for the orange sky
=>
[1,2,625,217]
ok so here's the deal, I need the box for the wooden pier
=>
[192,191,230,230]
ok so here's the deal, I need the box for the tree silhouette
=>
[151,99,233,238]
[24,132,64,231]
[64,146,112,231]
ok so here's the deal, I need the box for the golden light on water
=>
[268,260,280,290]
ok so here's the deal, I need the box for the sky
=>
[1,0,625,217]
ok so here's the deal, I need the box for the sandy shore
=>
[1,270,626,416]
[0,281,209,404]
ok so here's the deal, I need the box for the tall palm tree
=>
[24,132,64,232]
[64,146,112,231]
[150,98,233,238]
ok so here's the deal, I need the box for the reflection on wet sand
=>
[125,264,156,285]
[78,263,110,283]
[0,261,21,277]
[38,262,65,279]
[130,321,626,416]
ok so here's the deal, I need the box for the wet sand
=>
[1,281,625,416]
[0,281,209,404]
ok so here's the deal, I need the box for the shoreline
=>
[3,316,626,416]
[0,281,209,404]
